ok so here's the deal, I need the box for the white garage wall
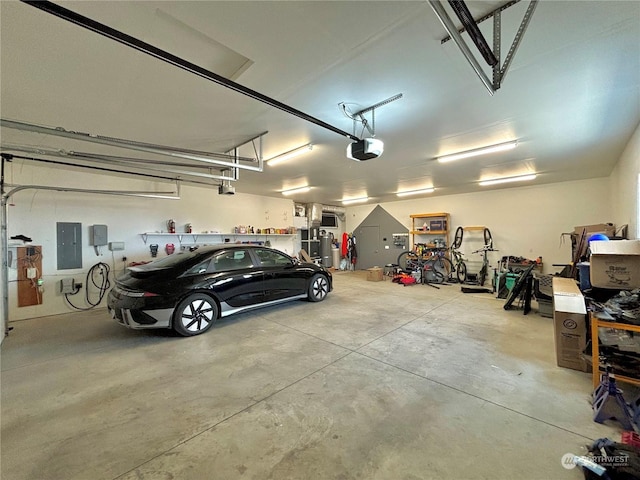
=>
[610,121,640,239]
[345,177,612,275]
[6,162,296,321]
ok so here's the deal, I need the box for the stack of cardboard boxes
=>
[552,237,640,372]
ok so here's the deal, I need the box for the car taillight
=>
[142,292,159,297]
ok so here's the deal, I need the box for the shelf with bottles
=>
[140,232,295,245]
[409,212,450,250]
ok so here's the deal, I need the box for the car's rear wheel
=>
[173,293,218,336]
[308,274,329,302]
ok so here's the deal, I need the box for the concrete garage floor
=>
[1,271,621,480]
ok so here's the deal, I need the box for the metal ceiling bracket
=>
[441,0,521,44]
[496,0,538,88]
[448,1,498,67]
[432,0,538,93]
[429,0,495,95]
[20,0,359,142]
[348,93,403,137]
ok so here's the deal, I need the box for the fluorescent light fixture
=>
[341,196,369,205]
[437,140,517,163]
[479,173,536,186]
[396,188,435,197]
[267,143,313,166]
[281,186,311,196]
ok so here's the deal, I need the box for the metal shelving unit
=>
[409,212,450,251]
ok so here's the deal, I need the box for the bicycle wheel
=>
[483,228,493,247]
[456,261,467,283]
[433,256,453,281]
[453,227,464,249]
[397,251,420,272]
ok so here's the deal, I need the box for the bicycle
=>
[471,243,499,287]
[396,249,445,287]
[448,247,468,284]
[450,226,493,284]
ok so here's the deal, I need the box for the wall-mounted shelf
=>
[140,233,295,245]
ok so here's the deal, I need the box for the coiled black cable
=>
[64,262,112,311]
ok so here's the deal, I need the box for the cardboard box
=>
[590,240,640,289]
[573,223,615,237]
[552,277,589,372]
[366,267,383,282]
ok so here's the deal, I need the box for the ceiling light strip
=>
[267,144,313,166]
[341,197,369,205]
[437,140,517,163]
[396,188,435,197]
[479,173,536,186]
[22,0,360,142]
[281,186,311,196]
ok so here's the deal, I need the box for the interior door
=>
[355,225,380,270]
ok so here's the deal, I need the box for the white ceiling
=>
[1,1,639,205]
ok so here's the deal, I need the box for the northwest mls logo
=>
[561,453,577,469]
[561,452,629,470]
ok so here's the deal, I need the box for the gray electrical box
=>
[60,278,75,294]
[57,222,82,270]
[90,224,108,246]
[108,242,125,251]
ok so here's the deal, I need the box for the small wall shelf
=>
[140,233,295,245]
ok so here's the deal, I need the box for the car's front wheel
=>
[308,274,329,302]
[173,293,218,336]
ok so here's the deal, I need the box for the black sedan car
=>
[107,245,332,336]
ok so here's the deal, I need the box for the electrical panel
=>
[57,222,82,270]
[90,224,108,246]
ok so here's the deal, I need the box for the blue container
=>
[577,262,591,290]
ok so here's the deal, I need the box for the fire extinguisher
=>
[168,219,176,234]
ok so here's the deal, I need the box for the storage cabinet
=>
[591,313,640,388]
[301,227,320,259]
[409,212,449,251]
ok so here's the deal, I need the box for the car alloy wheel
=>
[308,274,329,302]
[173,293,218,336]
